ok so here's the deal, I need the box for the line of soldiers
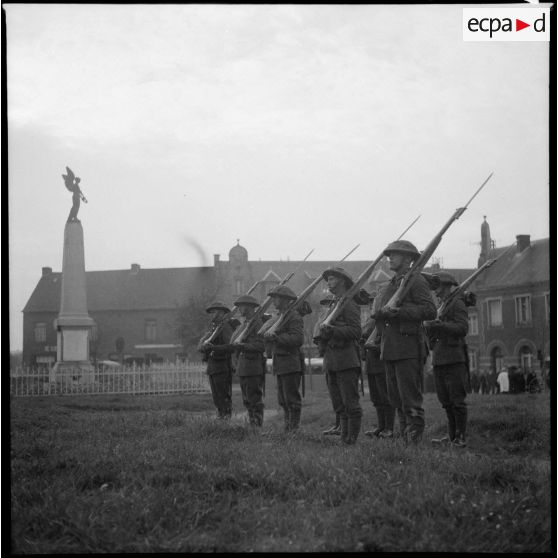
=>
[198,239,471,447]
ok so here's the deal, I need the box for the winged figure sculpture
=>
[62,166,87,222]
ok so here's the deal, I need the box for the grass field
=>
[10,377,552,553]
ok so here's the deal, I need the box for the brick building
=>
[22,242,397,366]
[465,218,550,376]
[21,222,550,371]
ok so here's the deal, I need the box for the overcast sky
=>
[7,4,550,351]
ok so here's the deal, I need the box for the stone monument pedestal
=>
[51,220,95,385]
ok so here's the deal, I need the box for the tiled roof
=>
[471,238,549,289]
[23,267,217,313]
[23,254,489,315]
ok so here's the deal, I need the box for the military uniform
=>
[200,302,235,419]
[320,268,362,444]
[362,297,396,438]
[266,286,305,432]
[234,295,266,427]
[424,272,469,446]
[374,242,437,442]
[315,293,341,435]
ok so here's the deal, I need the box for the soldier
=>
[425,272,469,447]
[373,241,437,444]
[233,294,266,427]
[263,285,305,433]
[315,293,341,436]
[361,292,397,439]
[319,267,362,445]
[199,301,236,420]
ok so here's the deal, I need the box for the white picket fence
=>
[10,362,210,397]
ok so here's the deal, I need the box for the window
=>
[468,349,478,372]
[514,295,531,325]
[34,322,47,343]
[145,320,157,342]
[468,312,478,335]
[487,298,502,327]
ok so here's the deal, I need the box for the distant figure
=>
[489,369,499,394]
[470,371,480,394]
[479,369,489,395]
[543,361,551,390]
[525,369,536,392]
[62,166,87,222]
[508,366,519,394]
[497,368,510,394]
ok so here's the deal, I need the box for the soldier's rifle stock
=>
[363,172,493,346]
[320,214,422,329]
[231,249,314,345]
[197,280,262,351]
[258,244,360,337]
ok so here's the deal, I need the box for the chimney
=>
[214,254,220,267]
[42,266,52,276]
[130,263,140,274]
[516,235,531,253]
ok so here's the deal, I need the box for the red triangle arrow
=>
[516,19,530,31]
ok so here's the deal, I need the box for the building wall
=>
[22,311,58,366]
[469,282,549,374]
[89,309,184,364]
[23,308,186,366]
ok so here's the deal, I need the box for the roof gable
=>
[473,238,549,289]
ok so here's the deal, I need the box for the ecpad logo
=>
[463,8,550,41]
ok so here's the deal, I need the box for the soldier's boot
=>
[365,407,384,438]
[446,409,457,441]
[218,408,231,420]
[323,413,341,435]
[453,410,467,447]
[248,410,261,427]
[254,404,264,427]
[283,409,291,432]
[345,415,362,445]
[289,408,301,432]
[340,417,349,444]
[379,406,395,439]
[397,408,407,439]
[406,428,423,445]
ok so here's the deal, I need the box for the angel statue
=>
[62,166,87,223]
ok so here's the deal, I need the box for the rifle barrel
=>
[397,214,420,240]
[463,172,493,209]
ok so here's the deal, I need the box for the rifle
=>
[363,174,492,347]
[198,279,262,350]
[378,172,493,314]
[320,214,421,329]
[258,244,360,337]
[231,249,314,345]
[436,242,513,320]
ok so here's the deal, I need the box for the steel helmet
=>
[205,301,231,313]
[268,285,297,301]
[321,267,354,288]
[436,271,458,286]
[383,240,421,261]
[233,294,260,307]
